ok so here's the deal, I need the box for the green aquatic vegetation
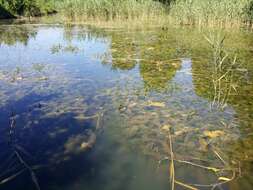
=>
[10,66,23,82]
[32,63,45,73]
[100,52,242,190]
[107,35,139,70]
[101,30,183,92]
[94,52,111,65]
[50,43,62,54]
[63,44,79,53]
[191,31,249,113]
[0,25,253,189]
[204,32,239,110]
[50,43,79,54]
[140,60,181,92]
[32,63,49,81]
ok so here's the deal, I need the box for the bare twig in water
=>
[159,155,238,190]
[96,111,104,132]
[0,112,41,190]
[168,128,175,190]
[14,150,41,190]
[0,169,26,185]
[175,180,198,190]
[158,123,239,190]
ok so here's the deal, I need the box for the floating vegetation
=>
[51,44,80,54]
[10,67,23,83]
[32,63,45,73]
[147,101,166,108]
[63,45,79,53]
[50,44,63,54]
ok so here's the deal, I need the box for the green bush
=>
[0,4,15,19]
[1,0,55,16]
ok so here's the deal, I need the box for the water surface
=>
[0,24,253,190]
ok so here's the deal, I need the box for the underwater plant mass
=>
[0,24,253,190]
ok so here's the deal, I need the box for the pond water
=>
[0,23,253,190]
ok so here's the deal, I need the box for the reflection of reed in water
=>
[204,32,239,110]
[0,25,37,46]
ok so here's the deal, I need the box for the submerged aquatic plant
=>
[50,43,80,54]
[50,43,63,54]
[159,124,239,190]
[10,66,23,82]
[32,63,45,73]
[203,31,240,110]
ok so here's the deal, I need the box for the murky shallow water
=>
[0,24,253,190]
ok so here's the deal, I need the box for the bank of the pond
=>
[1,0,253,28]
[55,0,253,28]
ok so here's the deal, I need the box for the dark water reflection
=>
[0,24,253,190]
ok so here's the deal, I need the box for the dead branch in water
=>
[168,128,175,190]
[159,123,240,190]
[0,112,41,190]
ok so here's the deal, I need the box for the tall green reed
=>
[169,0,253,28]
[55,0,168,21]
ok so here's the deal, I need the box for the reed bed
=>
[168,0,253,28]
[55,0,168,22]
[2,0,253,28]
[54,0,253,28]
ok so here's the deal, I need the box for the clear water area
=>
[0,24,253,190]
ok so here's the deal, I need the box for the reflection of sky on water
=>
[0,27,110,68]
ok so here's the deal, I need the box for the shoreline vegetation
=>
[0,0,253,28]
[0,0,56,18]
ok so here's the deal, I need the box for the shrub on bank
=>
[0,0,56,17]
